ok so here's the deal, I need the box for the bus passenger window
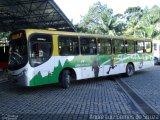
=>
[80,37,97,55]
[29,34,52,67]
[126,40,135,54]
[113,39,124,54]
[97,38,111,55]
[145,42,152,53]
[136,41,144,53]
[30,42,52,67]
[58,36,79,56]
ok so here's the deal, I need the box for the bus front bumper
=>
[8,74,28,86]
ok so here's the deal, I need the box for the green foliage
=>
[76,2,125,35]
[0,32,10,41]
[124,6,144,37]
[76,2,160,39]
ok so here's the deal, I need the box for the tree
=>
[112,14,126,35]
[76,2,125,35]
[136,5,160,38]
[75,2,160,39]
[123,5,160,39]
[124,6,144,37]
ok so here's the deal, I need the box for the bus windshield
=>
[8,37,28,70]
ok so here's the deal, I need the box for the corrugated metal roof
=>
[0,0,76,32]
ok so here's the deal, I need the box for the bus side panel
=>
[103,54,125,75]
[29,53,154,86]
[29,57,63,86]
[29,56,84,86]
[29,55,115,86]
[131,53,154,71]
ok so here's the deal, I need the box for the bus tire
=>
[60,70,71,89]
[126,63,135,77]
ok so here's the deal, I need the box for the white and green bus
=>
[8,29,154,88]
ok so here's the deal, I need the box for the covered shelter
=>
[0,0,76,32]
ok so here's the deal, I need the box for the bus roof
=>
[13,29,151,41]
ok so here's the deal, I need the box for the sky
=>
[54,0,160,24]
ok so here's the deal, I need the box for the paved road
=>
[122,66,160,114]
[0,66,160,120]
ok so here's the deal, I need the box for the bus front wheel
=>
[126,63,135,77]
[60,70,71,89]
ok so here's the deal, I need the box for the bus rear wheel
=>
[60,70,71,89]
[126,63,135,77]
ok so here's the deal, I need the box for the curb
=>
[116,78,159,115]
